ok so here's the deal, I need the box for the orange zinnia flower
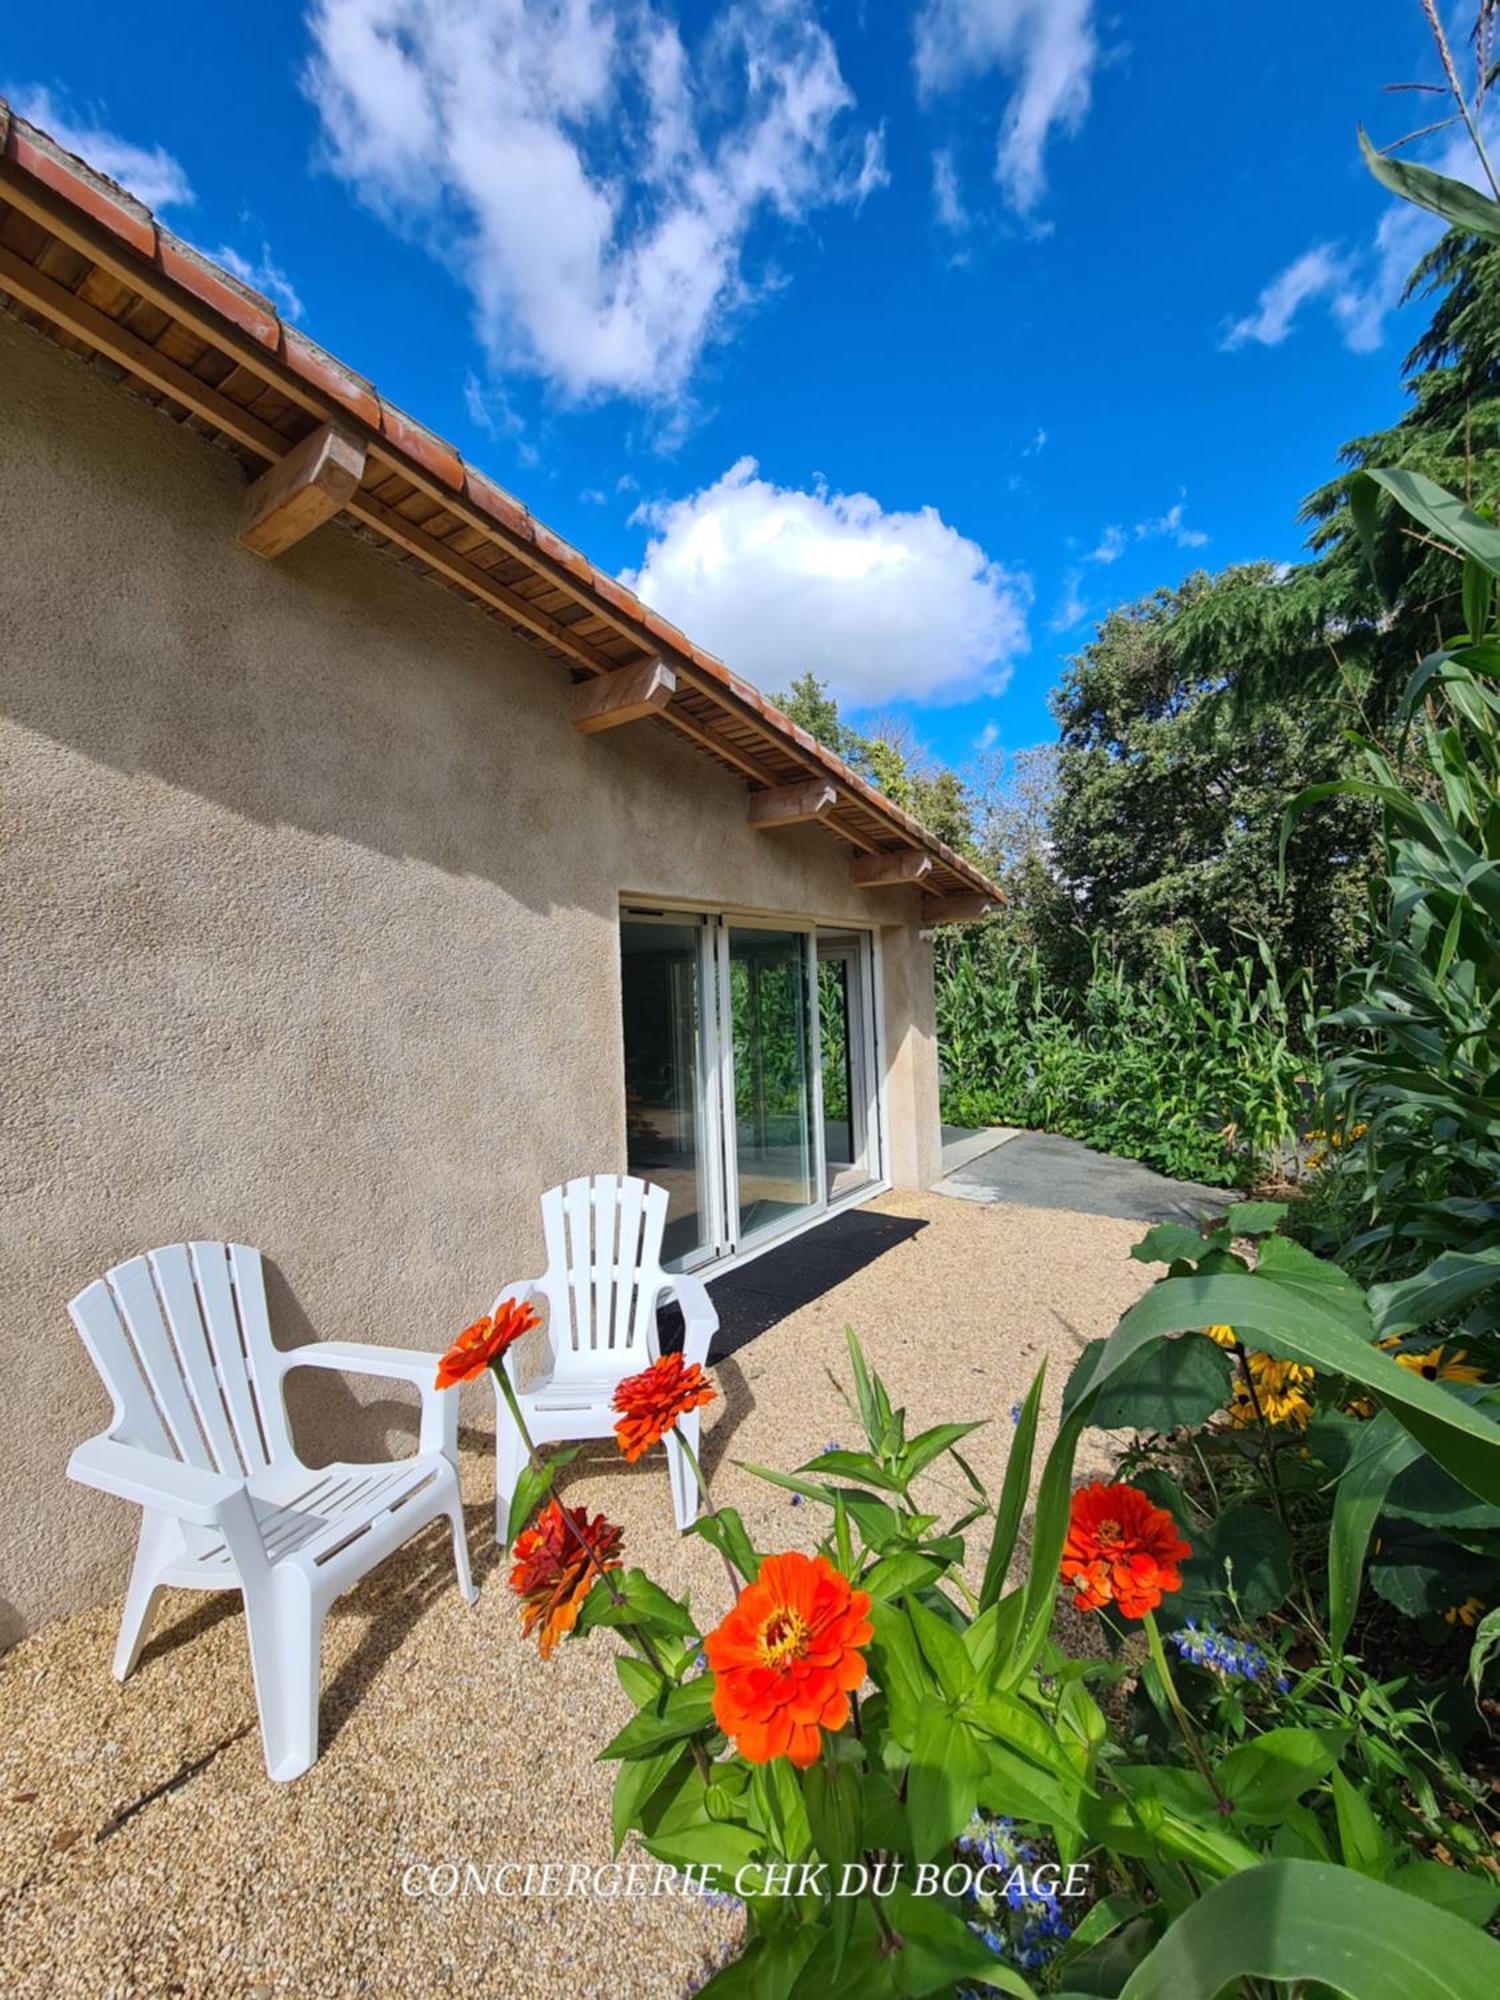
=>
[703,1552,872,1768]
[613,1352,717,1462]
[434,1296,540,1389]
[1060,1481,1191,1620]
[509,1497,623,1657]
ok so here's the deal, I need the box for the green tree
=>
[1048,570,1376,1005]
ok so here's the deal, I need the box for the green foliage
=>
[936,932,1308,1186]
[1048,570,1378,1004]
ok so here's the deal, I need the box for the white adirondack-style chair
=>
[66,1241,476,1783]
[491,1176,718,1539]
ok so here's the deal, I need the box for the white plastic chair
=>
[66,1241,476,1782]
[491,1176,718,1540]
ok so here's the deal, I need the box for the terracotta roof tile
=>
[380,402,464,492]
[157,231,279,350]
[5,117,156,260]
[281,327,381,429]
[463,466,533,545]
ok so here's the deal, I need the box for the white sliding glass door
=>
[620,908,881,1269]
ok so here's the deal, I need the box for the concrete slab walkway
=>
[936,1128,1236,1225]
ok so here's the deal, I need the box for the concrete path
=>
[935,1128,1236,1225]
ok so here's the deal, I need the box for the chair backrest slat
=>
[540,1175,671,1380]
[68,1241,290,1474]
[101,1258,217,1468]
[147,1246,246,1474]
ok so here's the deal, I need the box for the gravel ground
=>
[0,1192,1152,1999]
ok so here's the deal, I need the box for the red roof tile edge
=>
[0,101,1001,903]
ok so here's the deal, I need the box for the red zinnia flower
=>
[612,1352,717,1462]
[703,1552,872,1768]
[509,1497,623,1657]
[1060,1482,1191,1620]
[434,1296,540,1389]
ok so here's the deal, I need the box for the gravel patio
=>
[0,1190,1159,1999]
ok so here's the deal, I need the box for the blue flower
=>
[789,1493,803,1508]
[1168,1621,1283,1687]
[1009,1403,1022,1426]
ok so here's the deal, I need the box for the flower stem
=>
[1143,1611,1228,1811]
[669,1423,741,1606]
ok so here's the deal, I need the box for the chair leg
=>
[113,1511,176,1681]
[667,1413,701,1533]
[495,1413,528,1546]
[244,1577,323,1783]
[447,1493,478,1606]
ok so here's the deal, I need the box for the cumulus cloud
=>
[302,0,885,401]
[623,457,1030,707]
[913,0,1099,215]
[6,84,193,209]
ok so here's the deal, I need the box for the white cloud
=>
[1086,501,1207,564]
[1089,523,1126,564]
[303,0,885,402]
[213,242,305,320]
[6,84,193,209]
[932,147,968,232]
[623,456,1029,707]
[913,0,1099,215]
[975,718,1001,750]
[1050,566,1087,632]
[1222,243,1352,350]
[1224,119,1498,355]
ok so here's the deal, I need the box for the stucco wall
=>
[0,311,942,1641]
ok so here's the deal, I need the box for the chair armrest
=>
[668,1273,718,1371]
[68,1434,242,1526]
[277,1342,458,1460]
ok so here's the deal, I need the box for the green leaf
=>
[1389,1857,1500,1928]
[1463,556,1494,646]
[1086,1333,1232,1432]
[1328,1411,1423,1652]
[1214,1727,1350,1823]
[1226,1201,1290,1236]
[803,1757,862,1870]
[1130,1222,1219,1267]
[1470,1605,1500,1693]
[504,1457,556,1547]
[859,1550,945,1602]
[581,1567,700,1642]
[898,1420,986,1485]
[1177,1501,1293,1620]
[693,1506,760,1581]
[906,1707,982,1859]
[973,1737,1086,1835]
[979,1363,1044,1611]
[797,1449,908,1494]
[1371,1249,1500,1340]
[1331,1766,1391,1879]
[611,1743,686,1853]
[1359,124,1500,241]
[1098,1271,1500,1508]
[1353,465,1500,579]
[599,1675,716,1762]
[907,1597,975,1700]
[845,1325,881,1451]
[1119,1857,1500,1998]
[966,1689,1097,1792]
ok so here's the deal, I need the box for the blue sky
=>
[3,1,1456,770]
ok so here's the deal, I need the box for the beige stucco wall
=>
[0,311,943,1642]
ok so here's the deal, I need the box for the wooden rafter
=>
[239,423,366,557]
[747,780,838,829]
[852,852,934,889]
[923,894,997,925]
[572,659,676,733]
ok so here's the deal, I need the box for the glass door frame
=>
[816,931,883,1200]
[713,914,827,1263]
[618,907,729,1273]
[620,901,887,1274]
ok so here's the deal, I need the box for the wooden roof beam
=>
[572,658,676,733]
[924,893,999,925]
[239,423,366,557]
[852,852,934,889]
[747,780,838,829]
